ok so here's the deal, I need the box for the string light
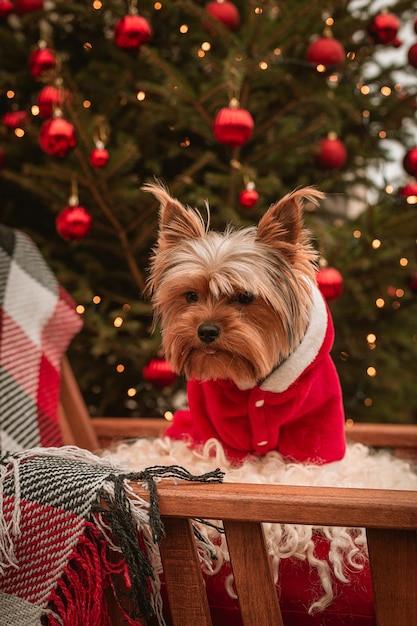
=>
[399,257,408,267]
[375,298,385,308]
[154,2,162,9]
[76,304,85,314]
[364,398,373,407]
[367,366,377,377]
[372,238,381,249]
[127,387,137,397]
[164,411,174,421]
[136,91,146,101]
[113,316,123,327]
[179,24,188,34]
[93,295,101,304]
[353,229,361,238]
[116,364,125,373]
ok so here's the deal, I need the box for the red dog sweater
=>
[166,284,346,464]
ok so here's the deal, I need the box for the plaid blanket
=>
[0,225,82,452]
[0,447,224,626]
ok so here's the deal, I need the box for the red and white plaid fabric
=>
[0,225,82,452]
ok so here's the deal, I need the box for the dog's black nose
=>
[198,323,220,344]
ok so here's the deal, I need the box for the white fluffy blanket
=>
[105,437,417,613]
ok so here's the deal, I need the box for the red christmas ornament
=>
[37,86,71,118]
[39,117,77,158]
[0,1,13,17]
[213,99,254,147]
[399,182,417,200]
[407,43,417,69]
[114,14,152,50]
[317,267,343,301]
[56,205,92,241]
[306,37,345,67]
[29,48,56,79]
[369,12,400,45]
[143,358,177,388]
[315,135,347,170]
[2,110,29,128]
[403,148,417,177]
[205,1,240,31]
[14,0,43,12]
[239,183,259,208]
[89,143,109,168]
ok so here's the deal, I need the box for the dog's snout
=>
[198,323,220,344]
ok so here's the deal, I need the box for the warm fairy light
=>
[345,418,354,427]
[347,51,355,60]
[83,100,91,108]
[154,2,162,9]
[379,130,387,138]
[399,257,408,267]
[116,364,125,373]
[316,64,326,73]
[76,305,85,314]
[113,316,123,327]
[180,137,190,147]
[372,238,381,249]
[92,295,101,304]
[197,49,205,58]
[127,387,137,397]
[396,288,404,297]
[406,195,417,204]
[367,333,377,343]
[201,41,211,51]
[259,61,268,70]
[92,0,102,9]
[380,86,391,96]
[328,74,339,84]
[325,17,334,26]
[83,42,93,51]
[122,303,131,312]
[360,85,370,95]
[364,398,373,407]
[375,298,385,308]
[14,128,25,138]
[353,229,361,238]
[362,110,370,118]
[164,411,174,421]
[179,24,188,34]
[385,184,394,194]
[136,91,146,101]
[254,7,263,14]
[31,105,40,116]
[367,366,377,377]
[6,90,15,99]
[274,48,281,56]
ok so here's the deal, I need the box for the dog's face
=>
[144,183,323,387]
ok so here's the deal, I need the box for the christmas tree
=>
[0,0,416,423]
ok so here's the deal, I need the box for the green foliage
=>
[0,0,416,421]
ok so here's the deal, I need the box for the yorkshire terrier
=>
[144,182,346,465]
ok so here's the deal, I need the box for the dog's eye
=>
[185,291,199,303]
[235,292,254,305]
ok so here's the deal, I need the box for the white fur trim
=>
[260,283,327,393]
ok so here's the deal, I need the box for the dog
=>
[144,182,346,465]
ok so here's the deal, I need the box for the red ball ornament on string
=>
[306,36,345,67]
[39,117,77,158]
[29,48,56,79]
[239,183,259,208]
[0,1,13,17]
[369,12,400,45]
[399,182,417,201]
[213,99,254,147]
[205,1,240,31]
[403,148,417,177]
[2,110,29,128]
[56,205,92,241]
[37,86,71,118]
[317,267,344,301]
[89,143,109,168]
[114,14,152,50]
[315,135,347,170]
[143,358,177,388]
[407,43,417,69]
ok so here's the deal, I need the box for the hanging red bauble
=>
[317,267,343,301]
[89,143,109,168]
[315,135,347,170]
[205,1,240,31]
[239,183,259,208]
[114,14,152,50]
[369,12,400,45]
[14,0,43,12]
[0,1,13,17]
[29,48,56,79]
[2,110,29,128]
[306,36,345,67]
[403,148,417,177]
[37,86,71,118]
[39,117,77,158]
[407,43,417,69]
[213,99,254,147]
[143,358,177,388]
[399,182,417,200]
[56,205,92,241]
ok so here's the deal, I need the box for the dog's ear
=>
[256,187,324,254]
[142,182,205,248]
